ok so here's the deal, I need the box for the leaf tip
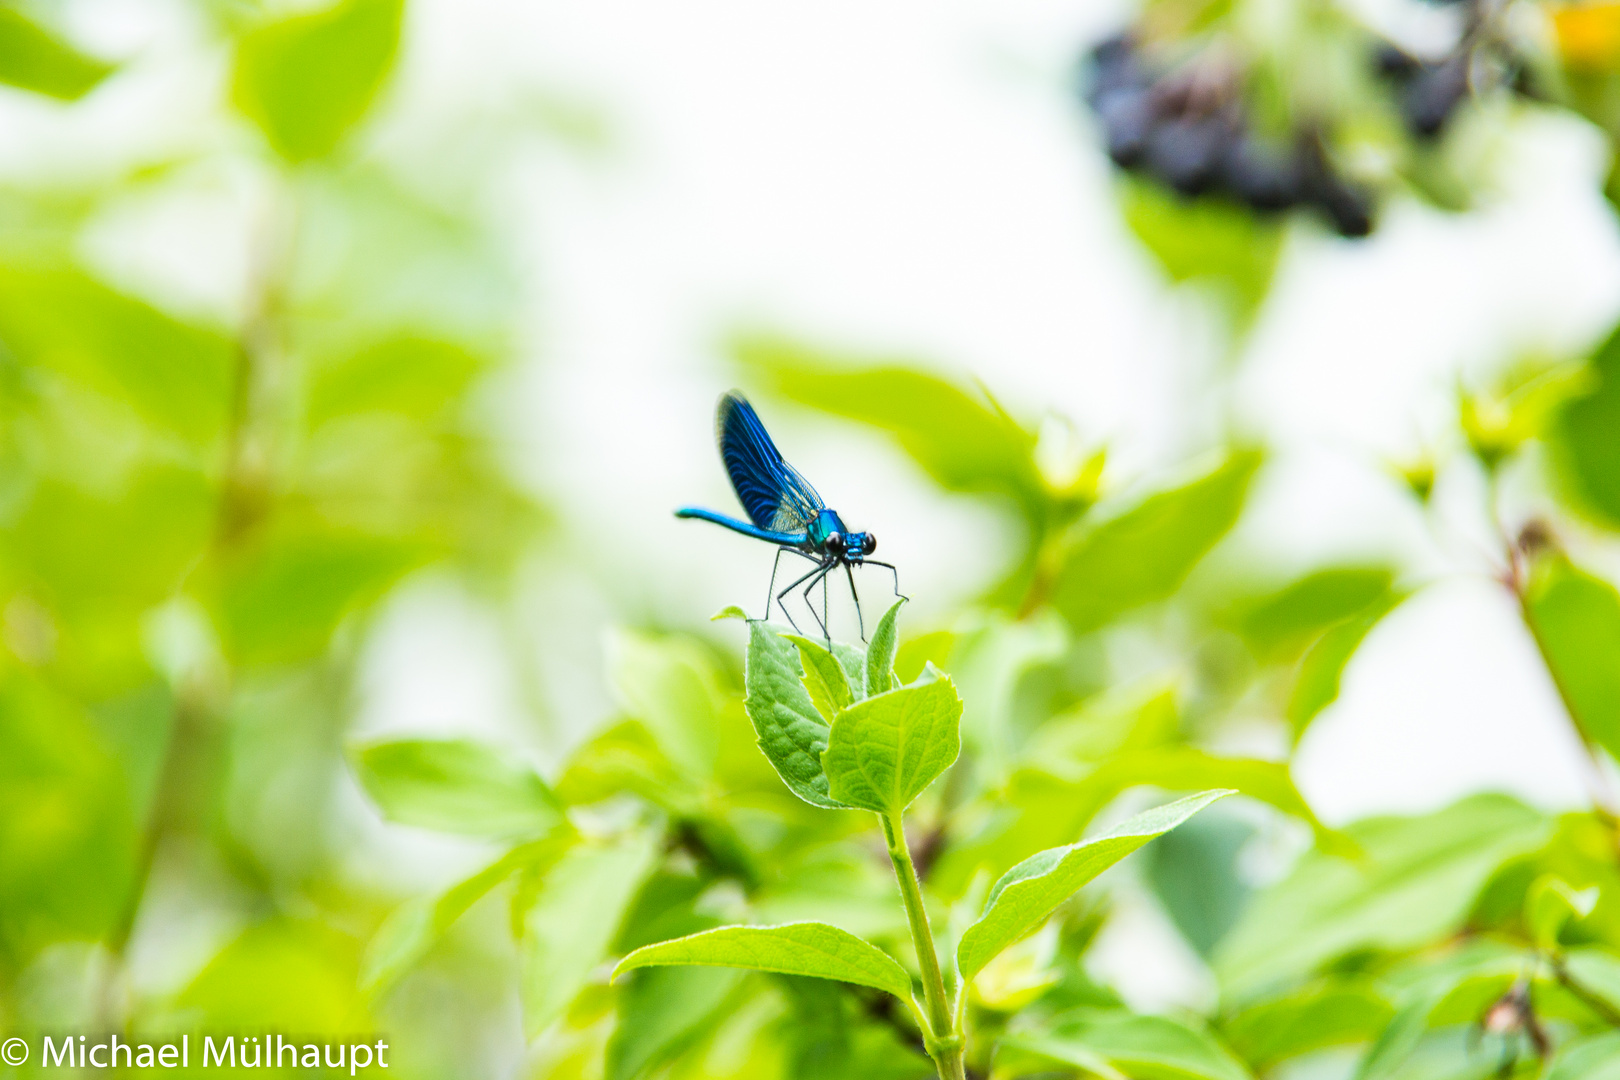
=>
[712,605,750,622]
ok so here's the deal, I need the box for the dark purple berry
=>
[1403,54,1470,138]
[1221,137,1301,211]
[1145,116,1231,195]
[1374,42,1421,80]
[1098,89,1156,167]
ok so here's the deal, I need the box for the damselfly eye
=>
[862,533,876,556]
[826,532,845,554]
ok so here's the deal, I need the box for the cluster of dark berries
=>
[1084,33,1375,238]
[1376,44,1474,139]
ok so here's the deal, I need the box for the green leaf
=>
[958,790,1230,980]
[1527,874,1598,952]
[1119,175,1283,326]
[306,335,484,428]
[786,634,854,723]
[606,966,744,1080]
[232,0,404,162]
[607,630,722,781]
[1143,809,1255,958]
[0,265,234,444]
[1215,794,1552,1000]
[1222,981,1395,1070]
[821,677,962,816]
[1547,1032,1620,1080]
[744,620,848,809]
[1523,556,1620,763]
[1232,566,1396,661]
[1554,321,1620,528]
[1287,593,1405,741]
[864,599,904,697]
[732,337,1049,523]
[0,673,136,962]
[179,919,367,1033]
[0,9,112,100]
[521,833,658,1035]
[613,922,914,1002]
[213,521,426,666]
[360,833,575,993]
[712,605,750,621]
[1566,947,1620,1015]
[349,738,563,839]
[1008,1009,1252,1080]
[1052,451,1262,634]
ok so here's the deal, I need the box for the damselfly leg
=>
[777,558,833,633]
[765,546,819,621]
[799,561,837,645]
[862,560,908,604]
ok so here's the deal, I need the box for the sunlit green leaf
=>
[361,833,575,993]
[1215,795,1552,1000]
[232,0,404,162]
[1232,566,1396,661]
[733,336,1047,521]
[1288,593,1405,741]
[864,599,904,697]
[607,630,723,781]
[1118,176,1284,326]
[1051,451,1262,634]
[350,738,563,838]
[212,523,426,666]
[1546,1032,1620,1080]
[607,966,744,1080]
[1565,947,1620,1014]
[1527,875,1599,952]
[822,676,962,816]
[1523,556,1620,764]
[1553,322,1620,528]
[744,620,849,809]
[1222,980,1394,1070]
[0,265,233,443]
[786,634,854,723]
[613,922,914,1002]
[0,9,112,100]
[181,919,369,1033]
[306,336,484,428]
[1008,1008,1252,1080]
[521,833,658,1035]
[0,672,136,961]
[958,791,1230,980]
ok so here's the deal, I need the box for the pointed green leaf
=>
[613,922,913,1002]
[606,966,743,1080]
[0,9,112,100]
[743,620,848,808]
[822,677,962,816]
[361,833,575,993]
[1527,874,1598,952]
[607,630,722,780]
[1287,593,1405,741]
[865,600,904,696]
[350,738,563,839]
[958,790,1231,980]
[1052,451,1261,634]
[785,634,854,723]
[232,0,404,162]
[1007,1010,1252,1080]
[1523,556,1620,764]
[1546,1032,1620,1080]
[712,605,749,621]
[521,833,658,1035]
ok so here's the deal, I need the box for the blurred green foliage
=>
[0,0,1619,1078]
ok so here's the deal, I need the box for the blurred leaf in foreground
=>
[349,738,563,838]
[1554,323,1620,528]
[733,335,1052,526]
[1051,450,1262,634]
[1522,555,1620,765]
[0,9,112,100]
[232,0,405,162]
[1215,794,1551,1000]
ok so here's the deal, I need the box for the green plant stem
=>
[882,811,966,1080]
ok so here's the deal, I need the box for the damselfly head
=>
[847,532,875,558]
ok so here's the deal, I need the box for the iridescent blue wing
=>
[716,392,824,533]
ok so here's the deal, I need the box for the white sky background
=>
[42,0,1612,827]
